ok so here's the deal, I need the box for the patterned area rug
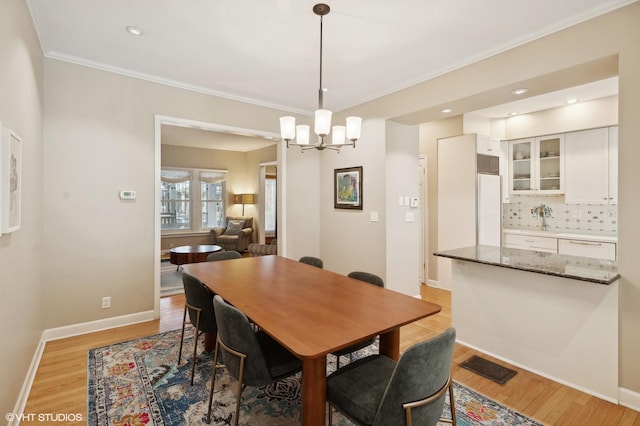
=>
[87,329,542,426]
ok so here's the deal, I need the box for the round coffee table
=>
[169,244,222,268]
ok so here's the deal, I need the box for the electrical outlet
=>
[102,296,111,309]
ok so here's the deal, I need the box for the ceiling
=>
[26,0,630,150]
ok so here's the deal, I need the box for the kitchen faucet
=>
[531,204,553,231]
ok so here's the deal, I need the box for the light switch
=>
[398,196,405,207]
[404,196,410,206]
[410,197,419,208]
[370,211,379,222]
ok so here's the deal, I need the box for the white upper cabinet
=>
[565,126,617,205]
[509,134,564,194]
[476,134,500,156]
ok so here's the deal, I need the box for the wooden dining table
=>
[182,255,442,426]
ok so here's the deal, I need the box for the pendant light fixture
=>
[280,3,362,152]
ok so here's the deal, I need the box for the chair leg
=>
[206,339,222,424]
[177,304,188,365]
[232,357,245,426]
[328,402,333,425]
[448,380,457,426]
[190,310,201,386]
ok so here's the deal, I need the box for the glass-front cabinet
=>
[509,134,564,194]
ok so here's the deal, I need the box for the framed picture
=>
[1,127,22,233]
[334,166,363,210]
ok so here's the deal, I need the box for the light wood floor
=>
[23,286,639,425]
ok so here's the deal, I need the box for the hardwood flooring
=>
[22,285,639,425]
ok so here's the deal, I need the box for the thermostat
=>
[119,190,136,200]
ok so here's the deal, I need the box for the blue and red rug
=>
[87,329,542,425]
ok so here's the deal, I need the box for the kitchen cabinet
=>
[509,134,564,194]
[565,126,617,205]
[558,238,616,260]
[476,134,500,156]
[500,141,510,203]
[504,233,557,253]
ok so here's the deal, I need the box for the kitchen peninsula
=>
[434,245,619,402]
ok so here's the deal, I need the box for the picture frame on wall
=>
[334,166,363,210]
[1,127,22,233]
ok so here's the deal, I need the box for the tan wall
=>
[0,0,44,416]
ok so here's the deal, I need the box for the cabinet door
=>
[476,134,499,156]
[536,134,564,194]
[565,128,609,204]
[500,141,510,203]
[509,139,534,193]
[608,126,618,204]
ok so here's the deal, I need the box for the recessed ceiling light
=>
[511,88,528,95]
[126,26,144,36]
[567,98,579,104]
[441,108,453,113]
[508,112,519,116]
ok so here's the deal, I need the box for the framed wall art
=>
[334,166,363,210]
[1,127,22,233]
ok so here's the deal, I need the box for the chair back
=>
[206,250,242,262]
[347,271,385,287]
[213,295,272,385]
[373,327,456,426]
[182,272,217,333]
[299,256,323,268]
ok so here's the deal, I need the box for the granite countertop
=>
[434,245,619,285]
[502,228,618,243]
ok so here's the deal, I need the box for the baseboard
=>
[620,387,640,412]
[11,310,155,425]
[426,279,451,291]
[9,337,46,426]
[42,310,155,341]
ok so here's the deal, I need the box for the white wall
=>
[385,122,421,295]
[0,0,44,416]
[318,119,387,279]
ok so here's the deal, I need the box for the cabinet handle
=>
[525,239,535,243]
[568,240,602,246]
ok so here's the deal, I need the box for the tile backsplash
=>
[503,195,617,234]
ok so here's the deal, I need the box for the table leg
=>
[379,327,400,360]
[301,356,326,426]
[204,332,216,352]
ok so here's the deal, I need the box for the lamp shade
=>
[280,116,296,141]
[296,125,310,145]
[346,116,362,141]
[234,193,256,204]
[332,125,345,145]
[314,109,332,136]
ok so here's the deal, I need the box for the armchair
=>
[210,216,254,252]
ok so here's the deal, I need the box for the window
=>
[265,176,276,236]
[161,168,227,232]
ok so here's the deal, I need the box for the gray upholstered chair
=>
[179,272,217,385]
[207,295,302,425]
[210,216,254,252]
[327,327,457,426]
[206,250,242,261]
[332,271,385,368]
[298,256,323,268]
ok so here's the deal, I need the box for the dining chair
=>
[298,256,324,268]
[178,272,217,385]
[207,295,302,425]
[206,250,242,261]
[331,271,385,368]
[327,327,457,426]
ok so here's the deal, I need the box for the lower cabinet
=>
[504,233,557,253]
[558,238,616,260]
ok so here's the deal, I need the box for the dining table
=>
[182,255,442,426]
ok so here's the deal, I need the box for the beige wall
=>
[0,0,44,416]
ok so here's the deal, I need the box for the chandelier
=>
[279,3,362,152]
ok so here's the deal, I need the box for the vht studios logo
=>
[5,412,83,423]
